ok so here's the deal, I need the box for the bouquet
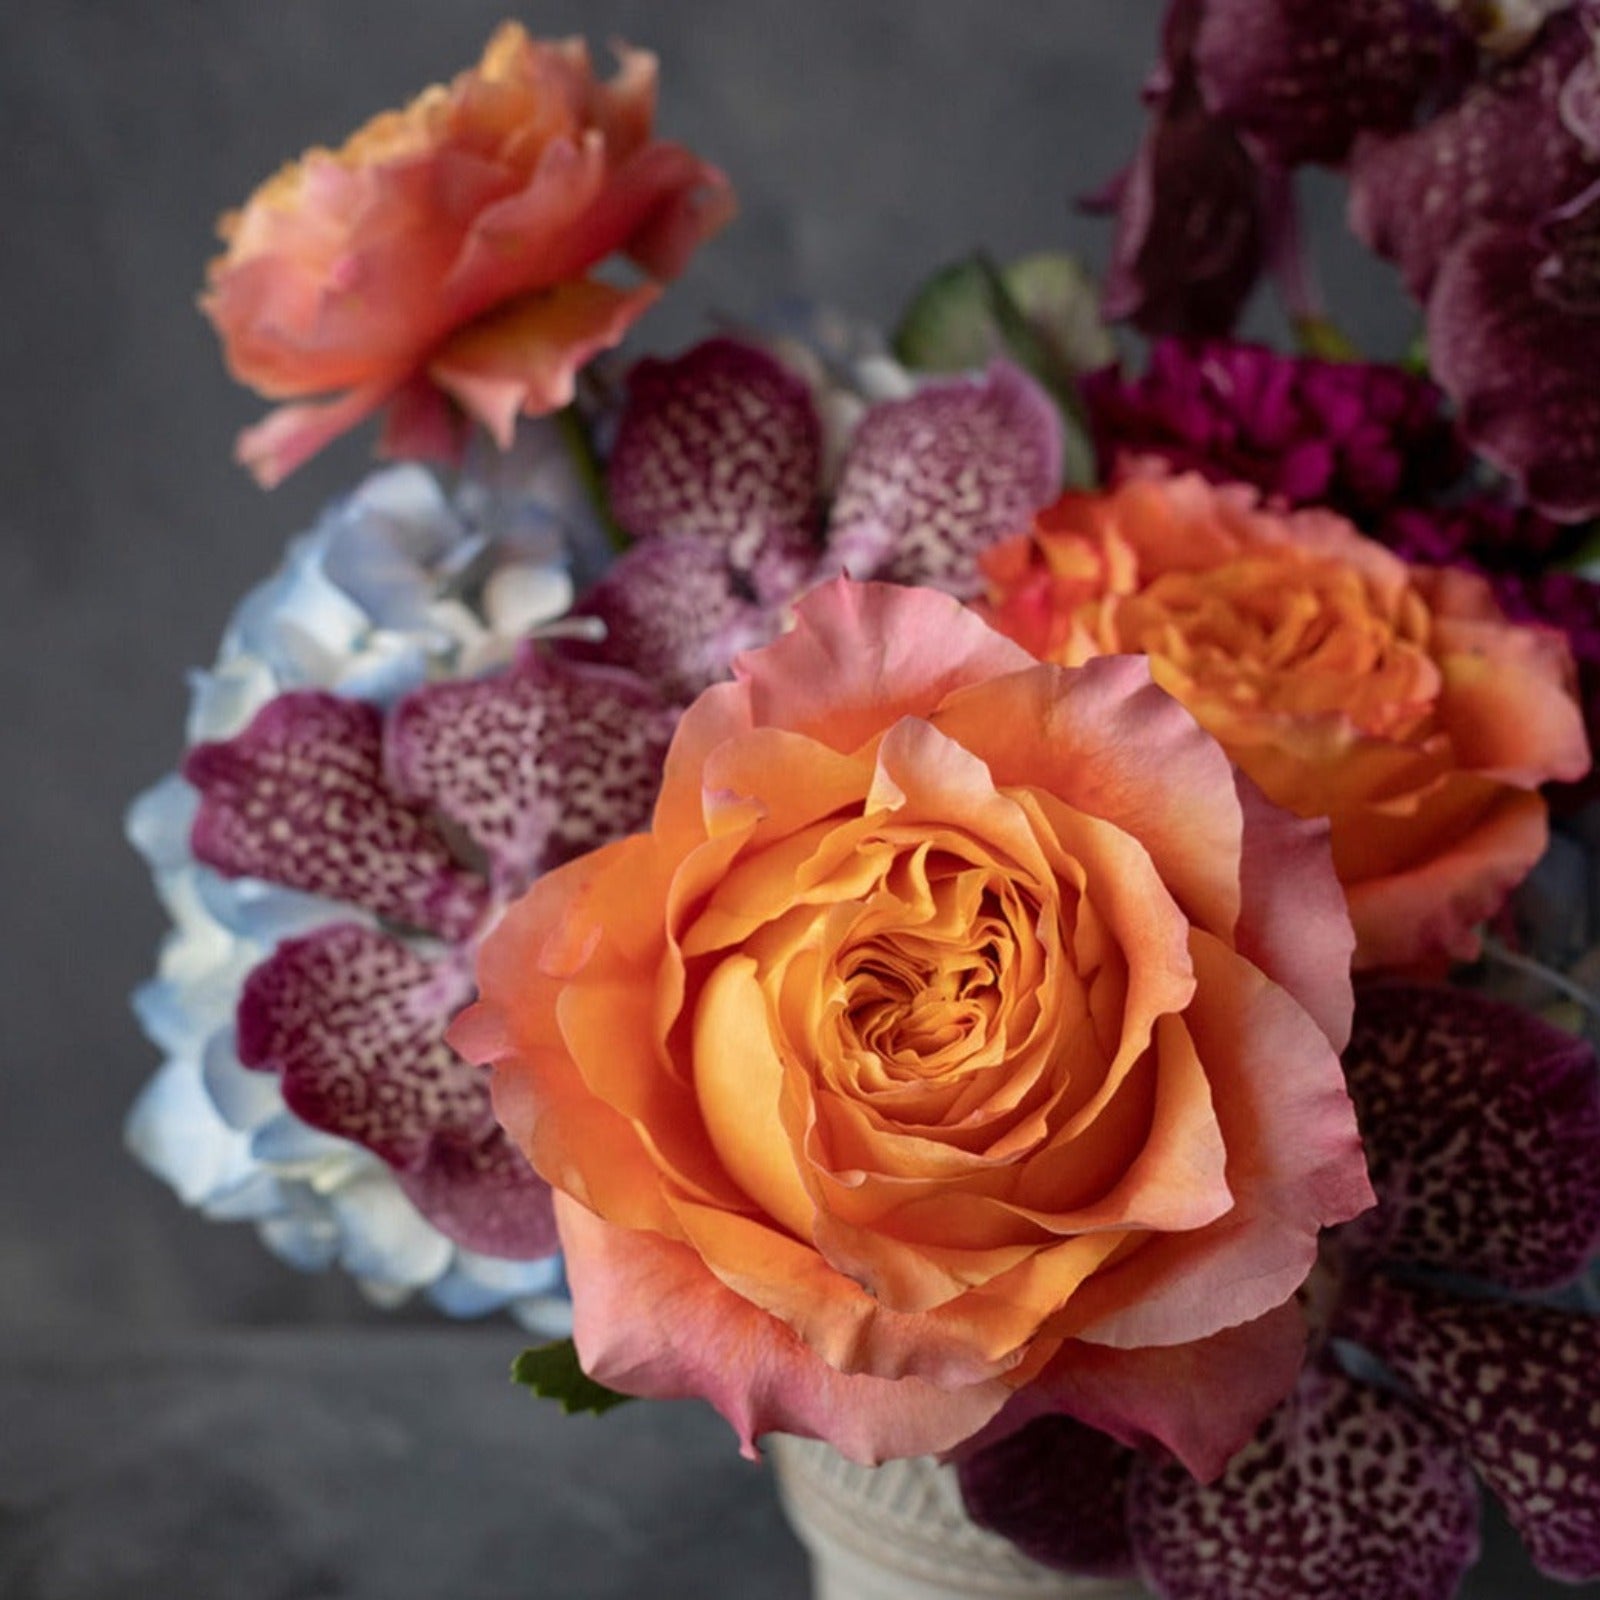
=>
[128,16,1600,1599]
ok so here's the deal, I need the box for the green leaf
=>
[892,258,1011,374]
[511,1339,633,1416]
[1290,315,1360,363]
[892,251,1105,489]
[1000,252,1117,379]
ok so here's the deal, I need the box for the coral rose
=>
[981,473,1591,969]
[455,580,1373,1473]
[204,25,734,486]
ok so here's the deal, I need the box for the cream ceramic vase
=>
[770,1435,1151,1600]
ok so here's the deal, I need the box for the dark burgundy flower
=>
[1348,11,1598,300]
[958,983,1600,1600]
[1194,0,1469,168]
[1346,13,1600,518]
[561,337,1062,695]
[1085,339,1464,520]
[183,656,678,1257]
[1097,0,1270,337]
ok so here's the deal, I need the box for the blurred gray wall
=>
[1,1,1415,1331]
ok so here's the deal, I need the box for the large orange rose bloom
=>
[204,26,734,486]
[454,581,1373,1474]
[981,473,1591,969]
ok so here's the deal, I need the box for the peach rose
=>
[204,26,734,486]
[981,473,1591,969]
[454,581,1373,1474]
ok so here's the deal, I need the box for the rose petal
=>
[733,578,1035,755]
[1128,1359,1482,1600]
[557,1196,1011,1463]
[184,691,487,940]
[955,1414,1139,1579]
[826,363,1063,597]
[1061,933,1373,1351]
[428,277,661,448]
[1339,983,1600,1288]
[387,650,678,894]
[235,378,398,490]
[1030,1300,1310,1483]
[1342,1278,1600,1583]
[607,336,824,569]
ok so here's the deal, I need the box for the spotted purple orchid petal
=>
[607,335,824,573]
[954,1415,1138,1580]
[1429,187,1600,521]
[1193,0,1469,169]
[394,1132,560,1260]
[386,649,678,894]
[1341,1279,1600,1582]
[559,538,782,703]
[236,922,557,1258]
[184,691,488,940]
[1128,1358,1482,1600]
[1339,984,1600,1289]
[1099,19,1269,339]
[1348,12,1599,299]
[825,362,1063,596]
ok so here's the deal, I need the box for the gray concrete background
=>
[7,6,1567,1598]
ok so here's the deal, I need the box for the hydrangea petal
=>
[607,336,824,569]
[826,363,1063,597]
[1343,1279,1600,1582]
[236,923,492,1171]
[184,691,487,939]
[1340,984,1600,1287]
[387,650,678,892]
[1128,1360,1482,1600]
[955,1414,1138,1579]
[559,538,780,703]
[1194,0,1466,168]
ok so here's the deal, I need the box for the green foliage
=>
[892,251,1105,487]
[511,1339,633,1416]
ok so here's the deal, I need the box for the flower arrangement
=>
[129,15,1600,1599]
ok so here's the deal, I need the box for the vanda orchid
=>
[130,19,1600,1600]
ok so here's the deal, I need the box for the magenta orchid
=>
[957,983,1600,1599]
[183,654,678,1261]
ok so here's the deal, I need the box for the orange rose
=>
[455,581,1372,1474]
[204,25,734,486]
[982,473,1591,969]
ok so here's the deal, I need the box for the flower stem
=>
[556,403,628,555]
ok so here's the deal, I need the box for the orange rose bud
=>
[203,25,734,486]
[454,581,1373,1475]
[981,472,1592,969]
